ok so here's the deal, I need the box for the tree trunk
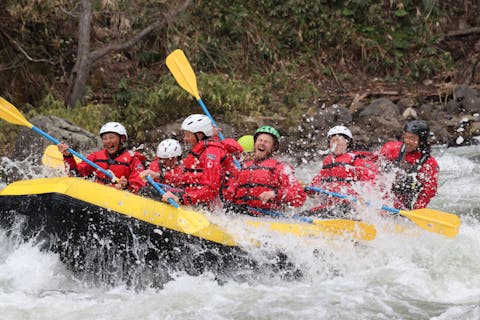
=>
[65,0,193,108]
[65,0,92,108]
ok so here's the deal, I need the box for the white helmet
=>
[99,122,128,139]
[156,139,183,158]
[327,125,352,139]
[181,114,213,137]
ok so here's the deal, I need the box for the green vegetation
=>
[0,0,456,151]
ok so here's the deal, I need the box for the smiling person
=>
[57,122,146,193]
[159,114,233,208]
[223,126,306,215]
[304,125,378,218]
[379,120,439,210]
[140,138,184,185]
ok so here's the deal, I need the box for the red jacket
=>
[224,156,306,212]
[379,141,439,209]
[219,138,243,193]
[176,139,228,206]
[63,148,146,193]
[147,157,184,187]
[307,151,379,208]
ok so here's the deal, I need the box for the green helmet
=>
[254,126,280,145]
[237,135,254,153]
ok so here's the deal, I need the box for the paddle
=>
[0,96,209,234]
[42,144,81,169]
[165,49,241,168]
[247,206,376,241]
[0,96,114,179]
[304,186,461,238]
[145,175,210,234]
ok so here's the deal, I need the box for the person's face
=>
[403,132,420,152]
[329,135,348,156]
[254,133,275,159]
[101,133,122,155]
[159,158,177,170]
[183,130,197,146]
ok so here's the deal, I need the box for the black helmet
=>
[404,120,429,143]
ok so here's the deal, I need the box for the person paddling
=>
[378,120,439,210]
[140,138,184,185]
[223,126,306,215]
[57,122,146,193]
[304,125,378,218]
[137,138,185,200]
[160,114,240,208]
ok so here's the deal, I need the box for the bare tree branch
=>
[88,0,193,62]
[1,30,55,65]
[446,27,480,38]
[66,0,193,107]
[88,19,165,62]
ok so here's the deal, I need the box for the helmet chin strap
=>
[194,132,202,143]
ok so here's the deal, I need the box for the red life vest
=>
[226,156,306,211]
[313,152,377,184]
[63,148,146,193]
[307,151,378,211]
[148,157,184,187]
[379,141,439,209]
[177,139,227,205]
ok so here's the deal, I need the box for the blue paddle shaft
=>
[246,206,314,224]
[32,126,116,180]
[304,186,401,215]
[146,176,180,208]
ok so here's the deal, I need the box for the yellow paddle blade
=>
[42,145,81,169]
[166,49,201,100]
[400,208,461,238]
[176,207,210,234]
[0,97,33,128]
[312,219,377,241]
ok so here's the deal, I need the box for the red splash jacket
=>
[176,139,228,206]
[306,151,379,208]
[147,157,184,186]
[63,148,146,193]
[379,141,439,210]
[223,156,306,212]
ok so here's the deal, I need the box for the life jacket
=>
[227,157,285,211]
[92,148,134,183]
[181,139,227,187]
[148,156,184,186]
[379,141,439,210]
[64,148,145,193]
[318,152,360,183]
[177,138,228,206]
[314,151,377,184]
[306,151,378,213]
[390,143,431,209]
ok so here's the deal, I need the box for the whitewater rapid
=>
[0,145,479,320]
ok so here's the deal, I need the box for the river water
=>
[0,145,479,320]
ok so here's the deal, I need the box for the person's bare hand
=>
[57,142,71,156]
[258,190,276,203]
[114,176,128,190]
[162,191,179,204]
[140,169,159,180]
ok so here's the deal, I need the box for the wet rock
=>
[418,103,436,120]
[305,103,352,133]
[11,115,99,163]
[358,98,400,118]
[447,85,480,114]
[355,98,402,145]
